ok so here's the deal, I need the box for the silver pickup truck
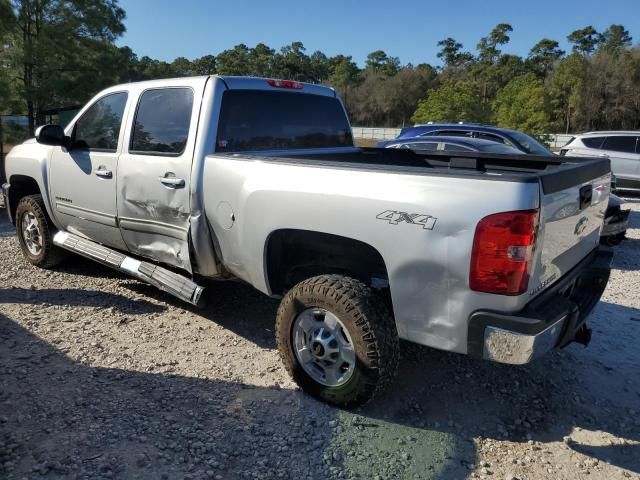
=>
[2,76,613,407]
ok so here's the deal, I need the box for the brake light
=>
[470,209,539,295]
[267,79,303,89]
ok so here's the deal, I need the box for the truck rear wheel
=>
[15,194,65,268]
[276,274,399,407]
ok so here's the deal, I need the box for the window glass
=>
[73,92,127,151]
[405,142,438,151]
[443,143,473,152]
[216,90,352,152]
[476,143,520,153]
[130,88,194,155]
[431,130,472,138]
[476,133,505,144]
[602,136,637,154]
[582,137,605,149]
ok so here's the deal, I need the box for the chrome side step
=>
[53,231,204,306]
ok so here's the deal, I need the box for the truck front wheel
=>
[276,274,399,407]
[15,195,65,268]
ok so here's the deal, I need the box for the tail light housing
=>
[267,79,303,89]
[470,209,539,295]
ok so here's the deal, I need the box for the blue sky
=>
[116,0,639,67]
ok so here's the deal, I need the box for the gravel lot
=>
[1,194,639,480]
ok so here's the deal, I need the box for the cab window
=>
[72,92,128,151]
[130,88,194,155]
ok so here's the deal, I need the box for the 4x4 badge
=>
[376,210,437,230]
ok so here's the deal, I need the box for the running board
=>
[53,231,204,306]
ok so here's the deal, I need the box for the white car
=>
[560,132,640,189]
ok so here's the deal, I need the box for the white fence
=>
[351,127,574,149]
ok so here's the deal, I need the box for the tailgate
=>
[528,159,611,297]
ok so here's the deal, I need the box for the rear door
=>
[600,135,639,182]
[116,78,206,272]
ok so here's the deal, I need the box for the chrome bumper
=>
[483,317,565,364]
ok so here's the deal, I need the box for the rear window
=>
[602,136,637,154]
[216,90,353,152]
[582,137,605,149]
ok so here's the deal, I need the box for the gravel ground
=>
[1,194,639,480]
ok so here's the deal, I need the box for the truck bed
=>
[227,148,611,195]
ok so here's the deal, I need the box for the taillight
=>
[470,209,539,295]
[267,79,303,89]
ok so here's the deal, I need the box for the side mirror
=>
[35,124,66,146]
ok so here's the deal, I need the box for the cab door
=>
[116,80,204,272]
[49,91,129,249]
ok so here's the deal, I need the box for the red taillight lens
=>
[267,79,303,89]
[469,209,539,295]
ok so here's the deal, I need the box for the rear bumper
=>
[602,208,629,237]
[467,247,613,364]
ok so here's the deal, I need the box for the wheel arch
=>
[264,228,391,297]
[7,175,43,225]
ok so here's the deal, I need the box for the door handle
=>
[599,153,609,157]
[94,167,113,179]
[158,174,185,188]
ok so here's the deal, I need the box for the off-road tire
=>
[276,274,399,408]
[15,194,65,268]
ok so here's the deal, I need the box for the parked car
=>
[382,125,629,246]
[2,76,613,407]
[377,123,553,156]
[383,136,523,154]
[559,132,640,190]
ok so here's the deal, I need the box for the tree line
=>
[1,0,639,137]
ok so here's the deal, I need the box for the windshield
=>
[216,90,353,152]
[506,130,553,156]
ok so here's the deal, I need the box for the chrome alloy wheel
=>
[21,211,43,255]
[293,308,356,387]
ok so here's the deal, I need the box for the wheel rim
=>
[21,211,43,256]
[293,308,356,387]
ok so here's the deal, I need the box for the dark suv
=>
[378,123,553,156]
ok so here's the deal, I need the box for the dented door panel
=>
[116,78,207,272]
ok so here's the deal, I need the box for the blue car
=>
[382,136,523,154]
[378,123,553,156]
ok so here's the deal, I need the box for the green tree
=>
[527,38,564,76]
[598,24,632,54]
[248,43,275,77]
[5,0,126,133]
[216,44,250,75]
[191,55,217,75]
[493,73,550,134]
[365,50,399,76]
[567,26,600,56]
[436,37,473,68]
[477,23,513,64]
[548,54,587,133]
[327,55,360,106]
[411,80,485,124]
